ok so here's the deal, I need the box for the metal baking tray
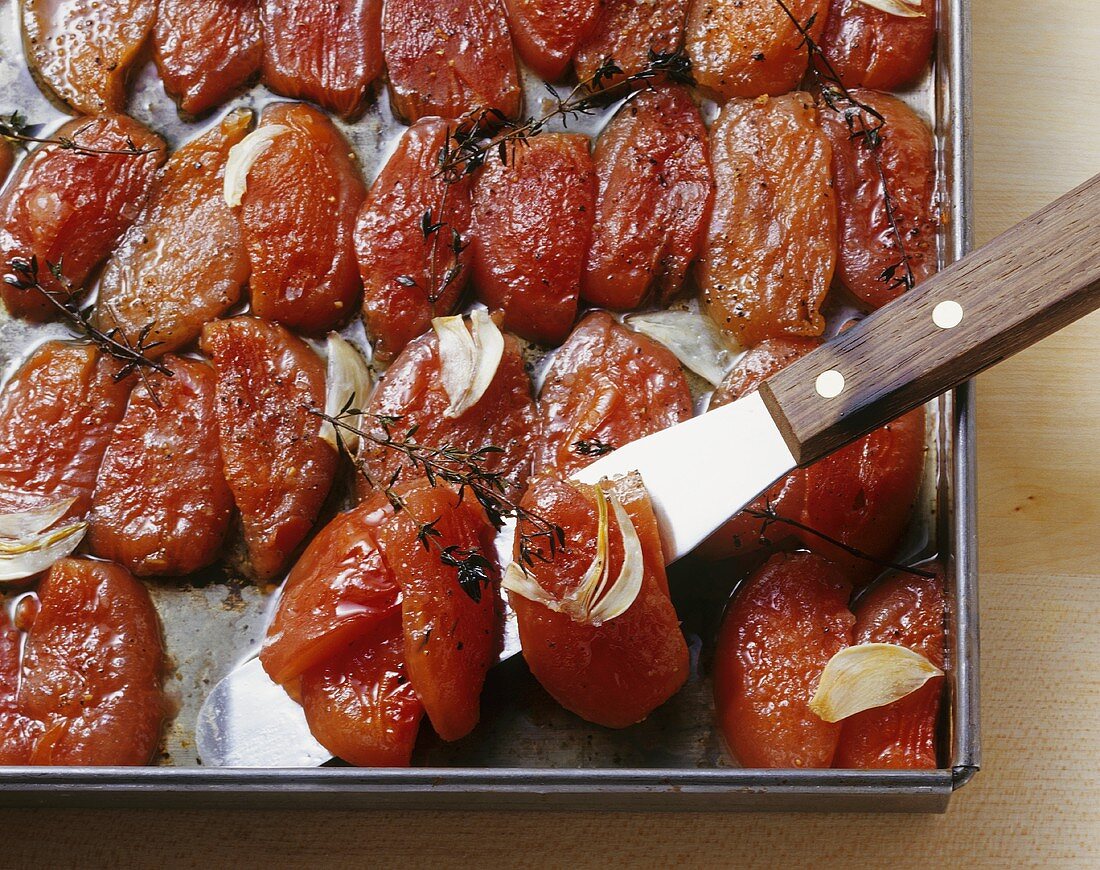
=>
[0,0,979,809]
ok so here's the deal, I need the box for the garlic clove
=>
[321,333,373,451]
[626,310,741,386]
[809,642,944,723]
[223,124,290,208]
[433,310,505,418]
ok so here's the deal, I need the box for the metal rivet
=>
[815,369,845,399]
[933,300,964,329]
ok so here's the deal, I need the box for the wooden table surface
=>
[9,3,1100,867]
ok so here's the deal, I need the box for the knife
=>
[197,172,1100,767]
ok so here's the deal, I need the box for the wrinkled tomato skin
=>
[0,115,165,321]
[356,119,473,363]
[470,133,596,346]
[818,0,935,91]
[685,0,828,100]
[512,474,688,728]
[260,500,399,687]
[0,342,132,519]
[98,109,251,357]
[300,615,424,767]
[382,0,522,123]
[821,90,937,310]
[699,93,836,347]
[375,481,500,742]
[88,356,233,577]
[1,558,166,766]
[583,86,712,310]
[357,325,536,503]
[574,0,689,86]
[714,551,854,768]
[503,0,599,81]
[201,317,338,582]
[834,566,945,769]
[260,0,383,120]
[241,103,366,335]
[154,0,262,116]
[23,0,155,113]
[535,312,693,478]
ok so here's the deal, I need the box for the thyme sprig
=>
[1,112,160,157]
[776,0,917,295]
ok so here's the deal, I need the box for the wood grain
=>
[6,2,1100,867]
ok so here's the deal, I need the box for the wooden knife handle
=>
[758,172,1100,466]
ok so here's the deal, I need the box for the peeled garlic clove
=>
[0,521,88,582]
[855,0,926,17]
[321,333,373,451]
[501,561,558,609]
[223,124,289,207]
[626,310,741,386]
[809,642,944,723]
[433,310,505,418]
[0,497,77,539]
[587,492,644,625]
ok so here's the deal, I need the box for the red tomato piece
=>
[821,90,937,310]
[0,342,132,519]
[23,0,156,113]
[154,0,263,116]
[503,0,599,81]
[699,93,836,347]
[685,0,827,99]
[534,311,693,478]
[834,566,944,768]
[87,356,233,577]
[0,604,39,764]
[470,133,596,345]
[97,109,252,357]
[356,119,473,362]
[300,615,424,767]
[583,86,713,310]
[201,317,338,582]
[260,499,399,687]
[0,140,12,186]
[240,103,366,334]
[259,0,383,120]
[714,551,854,767]
[818,0,935,91]
[0,115,165,321]
[2,558,166,766]
[574,0,690,86]
[374,480,500,742]
[511,474,689,728]
[382,0,522,123]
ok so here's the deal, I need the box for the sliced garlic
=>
[501,561,557,608]
[563,485,610,619]
[0,521,88,582]
[854,0,926,17]
[809,642,944,723]
[433,310,505,418]
[0,497,77,539]
[321,333,373,451]
[587,492,644,625]
[626,310,741,386]
[223,124,290,208]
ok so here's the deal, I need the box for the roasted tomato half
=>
[201,317,338,582]
[685,0,828,99]
[0,558,165,765]
[535,311,693,478]
[88,356,233,577]
[835,566,945,769]
[0,140,12,186]
[356,118,473,362]
[98,108,252,356]
[154,0,263,116]
[470,133,596,346]
[699,93,836,347]
[714,551,854,768]
[259,0,383,119]
[503,0,599,81]
[583,85,712,310]
[0,115,165,321]
[821,90,937,310]
[574,0,690,87]
[509,473,689,728]
[23,0,156,113]
[817,0,935,91]
[0,342,132,519]
[240,103,366,334]
[382,0,522,123]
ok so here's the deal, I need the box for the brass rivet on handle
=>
[815,369,845,399]
[933,300,964,329]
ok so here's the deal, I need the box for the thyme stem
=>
[1,114,160,158]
